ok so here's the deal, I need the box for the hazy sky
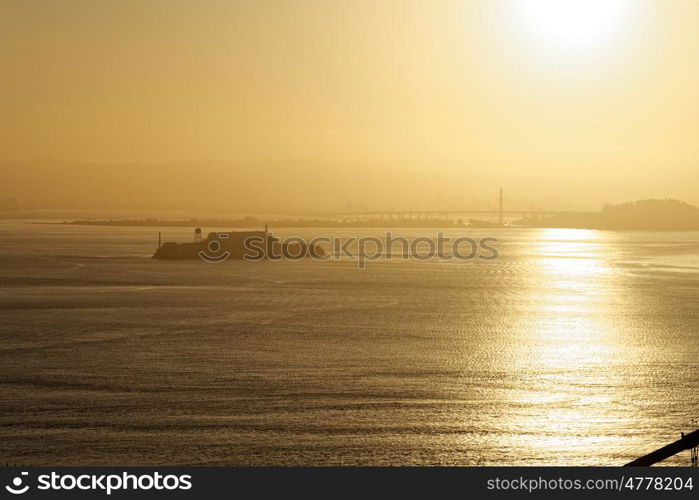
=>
[1,0,698,210]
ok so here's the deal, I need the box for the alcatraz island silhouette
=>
[152,226,326,260]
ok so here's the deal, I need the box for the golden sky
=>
[1,0,698,210]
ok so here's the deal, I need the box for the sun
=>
[509,0,633,52]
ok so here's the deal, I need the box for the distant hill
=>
[598,199,699,230]
[0,158,487,213]
[521,199,699,230]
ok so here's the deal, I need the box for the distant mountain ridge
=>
[2,159,697,218]
[0,158,467,213]
[521,199,699,230]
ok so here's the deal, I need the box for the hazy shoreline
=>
[7,198,698,231]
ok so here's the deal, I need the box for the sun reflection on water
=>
[505,228,628,465]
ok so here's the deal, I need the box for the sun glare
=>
[509,0,633,52]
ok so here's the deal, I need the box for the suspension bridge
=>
[315,188,595,225]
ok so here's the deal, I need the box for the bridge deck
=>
[624,429,699,466]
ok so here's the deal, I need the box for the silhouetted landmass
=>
[516,199,699,230]
[0,158,478,214]
[63,216,473,229]
[153,229,325,260]
[56,199,699,230]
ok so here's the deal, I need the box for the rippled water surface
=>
[0,222,697,465]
